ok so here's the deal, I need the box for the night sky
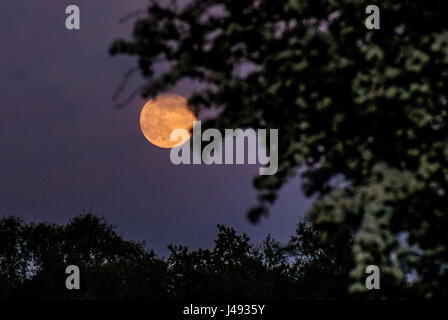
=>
[0,0,311,256]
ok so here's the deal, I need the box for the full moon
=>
[140,94,196,148]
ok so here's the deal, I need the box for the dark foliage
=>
[0,213,353,300]
[110,0,448,297]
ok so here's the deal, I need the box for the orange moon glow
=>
[140,94,196,148]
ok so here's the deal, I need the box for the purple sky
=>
[0,0,311,255]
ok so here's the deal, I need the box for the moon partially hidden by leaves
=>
[140,94,196,149]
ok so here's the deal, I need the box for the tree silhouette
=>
[110,0,448,297]
[1,213,355,299]
[0,213,168,299]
